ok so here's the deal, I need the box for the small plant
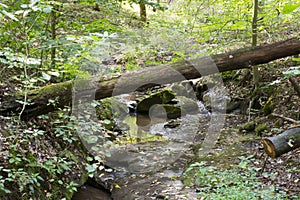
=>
[183,159,287,199]
[0,111,86,199]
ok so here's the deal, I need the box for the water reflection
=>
[121,113,167,143]
[72,185,111,200]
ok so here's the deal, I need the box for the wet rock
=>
[137,89,175,113]
[145,96,199,119]
[96,95,133,130]
[169,81,196,99]
[202,86,230,112]
[149,104,181,119]
[175,96,199,115]
[164,119,181,128]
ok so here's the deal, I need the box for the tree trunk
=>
[50,6,57,68]
[252,0,259,89]
[140,0,147,22]
[1,37,300,119]
[263,128,300,158]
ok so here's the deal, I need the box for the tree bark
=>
[1,37,300,119]
[263,128,300,158]
[139,0,147,22]
[289,76,300,97]
[251,0,259,89]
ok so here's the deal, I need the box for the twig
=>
[260,154,268,175]
[19,22,30,121]
[271,113,299,124]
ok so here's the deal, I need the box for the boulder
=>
[149,96,199,119]
[136,89,175,113]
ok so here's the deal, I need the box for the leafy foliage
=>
[0,111,84,199]
[183,159,287,199]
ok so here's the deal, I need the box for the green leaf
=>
[86,164,97,173]
[47,71,60,77]
[103,119,111,124]
[2,10,19,21]
[292,57,300,61]
[282,3,300,14]
[283,66,300,76]
[43,7,52,13]
[0,3,8,9]
[42,72,51,81]
[15,10,25,15]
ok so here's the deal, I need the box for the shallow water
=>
[72,184,111,200]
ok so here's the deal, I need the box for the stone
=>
[137,89,175,113]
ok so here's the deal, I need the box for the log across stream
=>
[1,37,300,119]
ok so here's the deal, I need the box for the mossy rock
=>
[150,104,181,119]
[175,96,199,115]
[169,81,196,98]
[137,89,175,113]
[96,97,129,130]
[149,96,199,119]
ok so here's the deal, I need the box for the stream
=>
[72,111,209,199]
[72,82,230,199]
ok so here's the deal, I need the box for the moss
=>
[95,97,128,130]
[262,96,275,115]
[149,104,181,119]
[274,119,282,128]
[137,89,175,112]
[240,121,256,132]
[160,89,176,103]
[33,81,74,98]
[255,124,268,136]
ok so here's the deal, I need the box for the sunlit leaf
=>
[47,71,60,77]
[102,119,111,124]
[103,31,109,37]
[268,80,281,86]
[0,3,8,8]
[29,0,39,8]
[2,10,19,21]
[20,4,28,9]
[86,164,97,173]
[43,7,52,13]
[42,72,51,81]
[283,66,300,76]
[15,10,25,15]
[282,3,300,14]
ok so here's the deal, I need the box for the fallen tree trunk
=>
[263,128,300,158]
[1,37,300,118]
